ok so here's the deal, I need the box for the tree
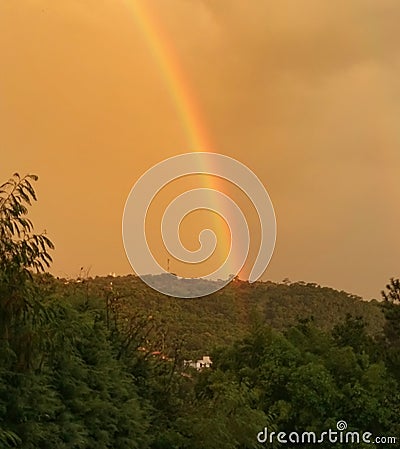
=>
[332,314,375,356]
[0,173,56,446]
[380,278,400,381]
[381,278,400,304]
[0,173,54,343]
[0,173,54,275]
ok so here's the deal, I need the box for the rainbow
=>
[126,0,213,153]
[123,0,241,278]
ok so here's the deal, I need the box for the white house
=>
[184,355,212,370]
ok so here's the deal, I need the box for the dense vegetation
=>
[0,174,399,448]
[71,274,385,360]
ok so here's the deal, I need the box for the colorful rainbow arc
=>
[126,0,213,153]
[125,0,238,277]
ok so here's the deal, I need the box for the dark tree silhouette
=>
[381,277,400,304]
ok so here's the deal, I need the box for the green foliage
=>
[0,173,54,278]
[210,320,399,449]
[0,173,399,449]
[179,370,271,449]
[0,429,21,448]
[72,275,385,360]
[0,173,54,370]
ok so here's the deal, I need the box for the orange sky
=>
[1,0,399,299]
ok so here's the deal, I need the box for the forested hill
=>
[54,274,385,357]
